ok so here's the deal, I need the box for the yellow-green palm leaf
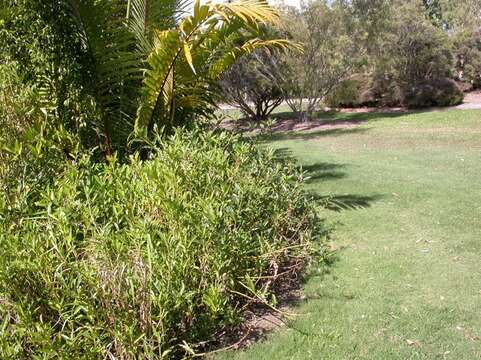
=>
[135,0,291,137]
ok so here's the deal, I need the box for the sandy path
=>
[456,91,481,109]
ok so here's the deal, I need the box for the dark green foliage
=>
[0,1,101,151]
[0,59,96,200]
[0,128,327,358]
[422,0,445,27]
[405,78,464,108]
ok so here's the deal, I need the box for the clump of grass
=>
[0,128,328,358]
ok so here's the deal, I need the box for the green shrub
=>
[0,62,82,214]
[326,79,361,108]
[405,78,464,109]
[327,75,377,108]
[0,128,327,358]
[0,61,41,139]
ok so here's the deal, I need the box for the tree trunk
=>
[298,111,309,122]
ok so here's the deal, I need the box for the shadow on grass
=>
[272,147,295,160]
[272,149,348,181]
[312,193,385,212]
[271,153,384,212]
[267,127,371,141]
[302,162,348,182]
[229,109,414,142]
[272,109,409,124]
[255,109,414,141]
[299,161,384,212]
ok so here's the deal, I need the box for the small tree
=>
[276,0,364,121]
[220,49,284,122]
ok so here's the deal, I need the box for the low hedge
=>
[0,128,327,358]
[405,78,464,109]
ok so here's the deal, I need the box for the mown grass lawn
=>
[217,109,481,359]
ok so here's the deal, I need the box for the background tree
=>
[338,0,465,107]
[220,48,285,122]
[440,0,481,88]
[389,2,453,88]
[451,29,481,87]
[277,0,364,120]
[437,0,481,31]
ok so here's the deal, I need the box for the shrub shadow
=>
[310,193,384,212]
[302,162,348,182]
[272,109,409,124]
[272,151,347,182]
[266,127,370,141]
[272,147,295,161]
[299,160,384,211]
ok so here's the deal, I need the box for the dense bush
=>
[405,78,464,109]
[0,62,39,142]
[0,60,84,206]
[0,128,327,358]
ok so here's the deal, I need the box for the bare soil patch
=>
[200,272,309,357]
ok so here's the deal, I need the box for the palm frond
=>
[67,0,142,154]
[213,0,281,26]
[135,30,181,136]
[134,0,288,137]
[128,0,192,55]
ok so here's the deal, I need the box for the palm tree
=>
[63,0,288,156]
